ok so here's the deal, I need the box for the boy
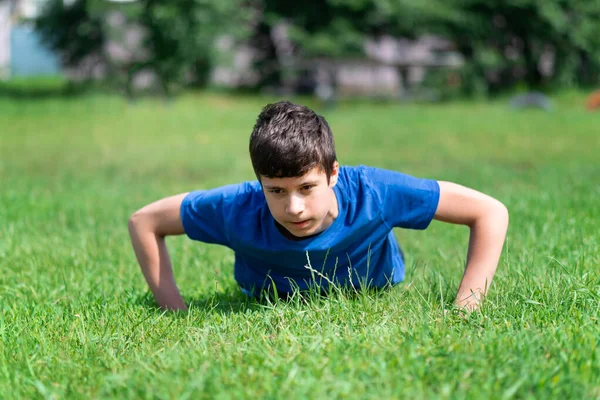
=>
[128,101,509,311]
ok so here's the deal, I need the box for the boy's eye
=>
[268,186,312,195]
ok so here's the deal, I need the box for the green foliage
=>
[35,0,600,96]
[1,92,599,398]
[35,0,106,66]
[259,0,600,94]
[259,0,456,59]
[133,0,251,94]
[438,0,600,93]
[35,0,252,97]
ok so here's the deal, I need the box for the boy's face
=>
[261,162,339,238]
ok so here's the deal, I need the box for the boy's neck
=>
[274,220,322,241]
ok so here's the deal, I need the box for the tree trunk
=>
[250,21,282,89]
[522,37,543,89]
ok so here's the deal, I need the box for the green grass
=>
[1,90,599,399]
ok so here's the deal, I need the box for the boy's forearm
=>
[455,204,509,310]
[128,222,187,311]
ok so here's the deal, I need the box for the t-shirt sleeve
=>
[363,166,440,230]
[180,184,244,246]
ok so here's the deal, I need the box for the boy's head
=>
[249,101,337,182]
[250,101,340,237]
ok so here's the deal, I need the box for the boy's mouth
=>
[289,220,310,228]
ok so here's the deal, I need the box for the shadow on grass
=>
[187,291,263,314]
[132,286,395,317]
[132,290,264,316]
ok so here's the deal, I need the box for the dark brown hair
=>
[249,101,337,181]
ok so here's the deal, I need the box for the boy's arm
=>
[128,193,189,311]
[434,181,509,310]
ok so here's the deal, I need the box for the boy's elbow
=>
[127,195,186,237]
[499,200,509,222]
[128,209,150,232]
[473,198,508,231]
[492,200,509,230]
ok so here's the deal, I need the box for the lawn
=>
[0,89,599,399]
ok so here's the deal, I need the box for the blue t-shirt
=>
[180,166,440,296]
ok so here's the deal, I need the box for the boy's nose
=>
[285,194,304,215]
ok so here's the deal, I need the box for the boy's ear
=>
[329,161,340,187]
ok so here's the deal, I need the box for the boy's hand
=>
[434,182,509,311]
[128,193,189,311]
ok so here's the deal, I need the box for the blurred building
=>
[0,0,61,79]
[0,1,10,79]
[212,28,463,99]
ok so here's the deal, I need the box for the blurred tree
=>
[256,0,600,95]
[426,0,600,94]
[35,0,106,71]
[36,0,600,97]
[124,0,246,97]
[253,0,463,91]
[249,0,365,91]
[36,0,252,98]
